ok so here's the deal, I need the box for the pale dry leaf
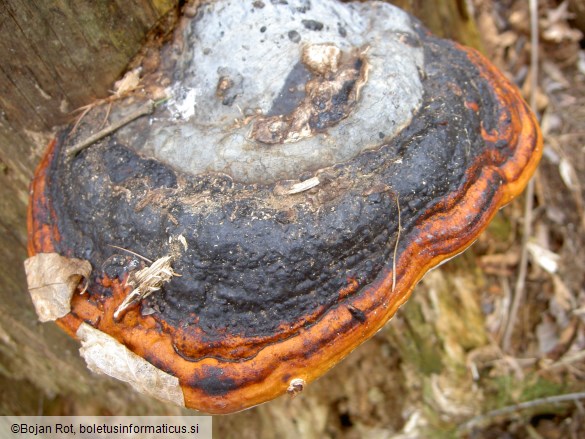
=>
[496,30,519,49]
[536,314,559,355]
[559,158,579,191]
[544,24,576,42]
[77,323,185,407]
[526,242,560,274]
[542,60,570,90]
[553,275,576,311]
[509,9,530,34]
[113,68,141,96]
[545,205,566,225]
[540,110,563,137]
[556,319,579,350]
[578,51,585,75]
[547,0,572,23]
[24,253,92,322]
[429,374,476,418]
[396,410,426,438]
[542,1,583,43]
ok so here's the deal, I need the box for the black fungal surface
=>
[267,61,311,115]
[190,366,239,396]
[348,305,366,323]
[45,23,505,354]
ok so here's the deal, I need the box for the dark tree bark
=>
[0,0,185,415]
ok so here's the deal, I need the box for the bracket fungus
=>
[26,0,541,413]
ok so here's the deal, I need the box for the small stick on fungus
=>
[67,100,155,158]
[392,193,402,293]
[285,177,320,195]
[108,244,153,264]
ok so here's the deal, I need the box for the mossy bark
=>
[0,0,184,416]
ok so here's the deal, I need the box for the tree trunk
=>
[0,0,186,415]
[0,0,486,432]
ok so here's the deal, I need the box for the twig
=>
[70,104,93,135]
[497,276,512,344]
[392,194,402,293]
[107,244,153,264]
[459,392,585,432]
[528,0,539,113]
[542,349,585,371]
[283,177,321,195]
[502,0,539,353]
[559,131,585,139]
[98,101,113,130]
[67,99,155,157]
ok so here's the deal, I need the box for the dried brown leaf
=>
[77,323,184,406]
[114,255,179,321]
[113,68,141,96]
[24,253,92,322]
[526,242,560,274]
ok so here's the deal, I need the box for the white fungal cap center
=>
[136,0,424,184]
